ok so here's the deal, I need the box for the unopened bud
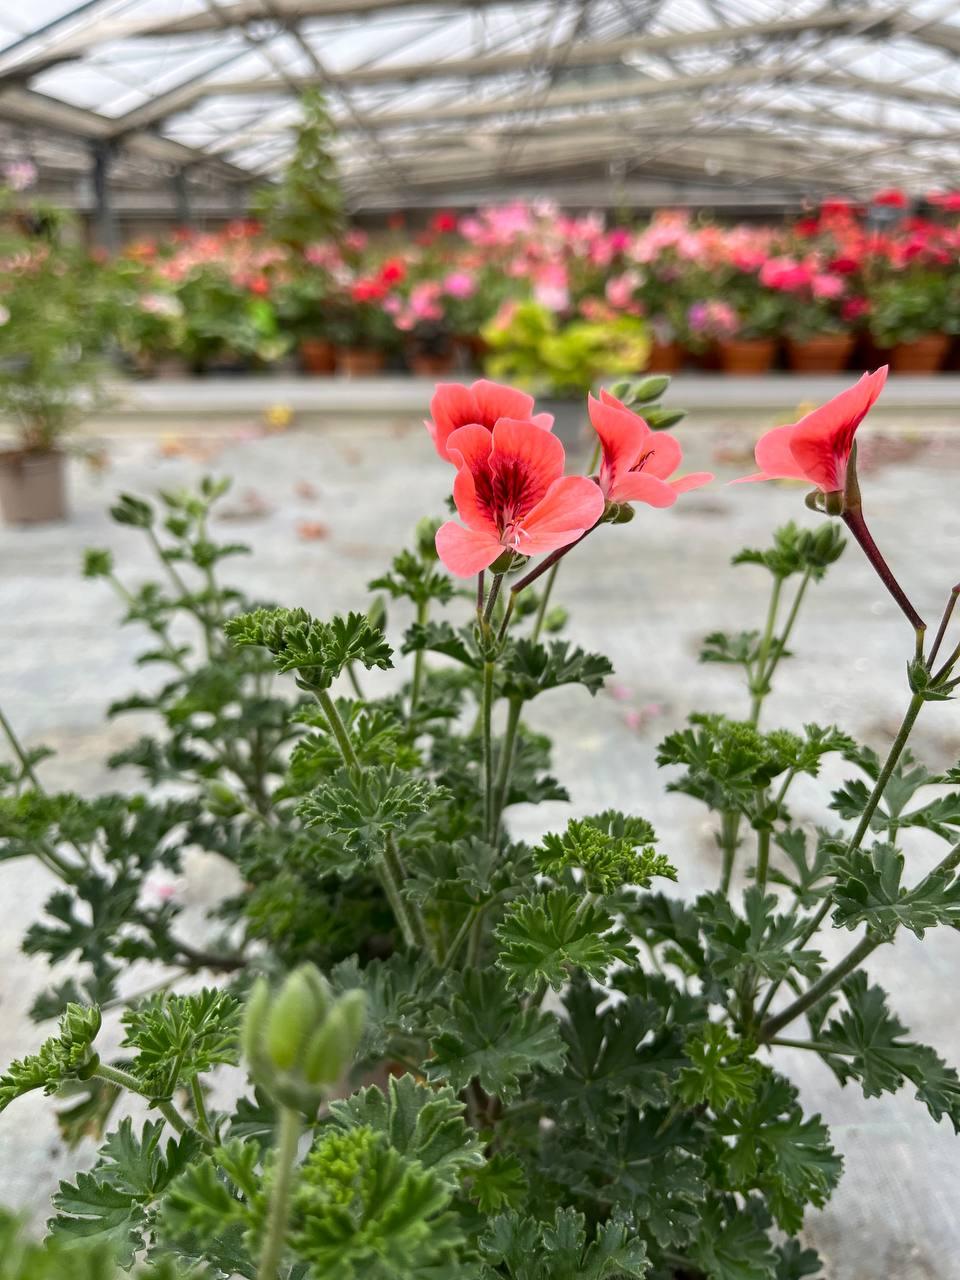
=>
[367,596,388,634]
[266,968,321,1070]
[303,990,366,1086]
[542,606,569,633]
[630,374,671,404]
[415,516,441,562]
[205,781,244,817]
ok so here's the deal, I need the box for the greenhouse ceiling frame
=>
[0,0,959,218]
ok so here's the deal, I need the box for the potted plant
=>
[867,268,955,373]
[760,255,855,372]
[329,263,403,376]
[275,269,337,374]
[0,216,111,523]
[176,264,289,374]
[481,298,651,443]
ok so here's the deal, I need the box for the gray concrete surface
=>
[1,391,960,1275]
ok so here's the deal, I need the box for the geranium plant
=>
[2,371,960,1280]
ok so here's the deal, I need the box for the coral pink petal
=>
[752,423,809,481]
[788,366,888,491]
[516,476,605,555]
[670,471,714,494]
[470,379,537,426]
[435,522,503,577]
[609,472,677,508]
[446,423,496,474]
[429,383,481,458]
[637,431,683,480]
[452,466,495,534]
[588,393,649,492]
[491,417,567,491]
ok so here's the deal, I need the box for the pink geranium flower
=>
[588,391,713,507]
[435,420,604,577]
[427,379,553,461]
[736,367,888,493]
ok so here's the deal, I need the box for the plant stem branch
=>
[315,688,361,772]
[0,701,42,789]
[841,506,925,634]
[93,1063,207,1145]
[761,933,879,1039]
[256,1106,301,1280]
[750,574,783,724]
[531,563,560,643]
[481,661,495,842]
[491,697,523,839]
[409,600,429,716]
[928,584,960,667]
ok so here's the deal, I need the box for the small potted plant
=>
[867,267,955,373]
[176,264,288,374]
[330,263,403,376]
[275,269,337,374]
[0,216,110,524]
[761,256,855,372]
[481,298,651,443]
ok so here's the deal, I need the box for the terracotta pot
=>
[337,346,385,377]
[717,338,777,376]
[646,340,683,373]
[688,343,721,372]
[299,337,337,375]
[786,333,854,374]
[889,333,950,374]
[408,349,457,377]
[0,448,67,524]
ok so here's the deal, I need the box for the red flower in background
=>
[735,367,888,493]
[249,275,270,295]
[431,210,459,234]
[872,188,908,208]
[435,420,604,577]
[589,392,712,507]
[350,278,388,303]
[378,257,407,285]
[427,379,553,462]
[820,197,856,218]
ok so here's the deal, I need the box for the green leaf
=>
[225,608,392,688]
[121,989,241,1100]
[291,1127,463,1280]
[699,630,762,667]
[49,1119,203,1265]
[716,1074,842,1234]
[326,1074,484,1190]
[479,1208,648,1280]
[495,889,635,992]
[369,550,454,607]
[535,811,674,894]
[469,1153,527,1213]
[500,638,613,701]
[767,828,834,908]
[401,620,479,669]
[689,1200,778,1280]
[830,843,960,940]
[676,1024,762,1111]
[0,1004,101,1112]
[298,765,442,860]
[814,973,960,1131]
[426,970,565,1102]
[697,888,823,984]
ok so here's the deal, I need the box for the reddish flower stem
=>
[928,583,960,668]
[841,506,925,635]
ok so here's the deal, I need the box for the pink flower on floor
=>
[427,379,553,461]
[435,419,605,576]
[588,391,713,507]
[735,367,888,493]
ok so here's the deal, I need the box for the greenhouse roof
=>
[1,0,960,212]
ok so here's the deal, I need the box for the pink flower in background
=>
[842,297,870,322]
[760,257,812,291]
[533,262,570,312]
[443,271,476,298]
[435,418,604,576]
[4,160,37,191]
[687,300,738,338]
[589,391,713,507]
[428,379,553,461]
[811,273,845,299]
[605,271,640,310]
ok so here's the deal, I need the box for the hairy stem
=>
[0,701,42,789]
[719,810,740,896]
[761,933,879,1039]
[491,697,523,839]
[531,563,560,643]
[841,506,926,634]
[93,1064,207,1145]
[381,831,427,954]
[315,688,361,772]
[750,575,783,724]
[481,661,495,842]
[409,599,429,715]
[256,1106,301,1280]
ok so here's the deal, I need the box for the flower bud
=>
[303,990,366,1086]
[367,596,388,636]
[204,781,244,818]
[242,966,361,1114]
[542,606,569,633]
[629,374,671,404]
[415,516,441,562]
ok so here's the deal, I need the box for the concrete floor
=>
[1,385,960,1275]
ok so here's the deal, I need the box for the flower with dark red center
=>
[427,379,553,462]
[588,391,713,508]
[435,419,604,577]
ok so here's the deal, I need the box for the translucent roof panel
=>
[1,0,960,210]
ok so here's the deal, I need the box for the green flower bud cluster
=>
[242,965,365,1115]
